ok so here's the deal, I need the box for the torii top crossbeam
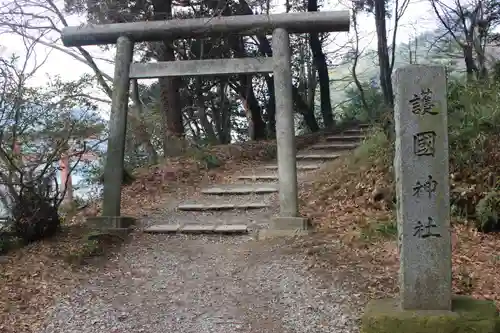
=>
[61,11,350,47]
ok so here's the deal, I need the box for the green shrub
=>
[352,128,391,165]
[64,238,101,265]
[338,83,386,124]
[448,80,500,169]
[475,191,500,233]
[337,78,500,171]
[360,219,398,240]
[200,153,222,169]
[188,148,223,169]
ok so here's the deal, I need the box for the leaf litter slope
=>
[298,132,500,308]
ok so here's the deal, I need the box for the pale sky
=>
[1,0,439,99]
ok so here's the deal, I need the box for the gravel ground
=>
[39,145,362,333]
[40,234,361,333]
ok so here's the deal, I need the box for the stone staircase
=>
[143,125,369,235]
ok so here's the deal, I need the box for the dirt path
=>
[41,234,361,333]
[40,129,367,333]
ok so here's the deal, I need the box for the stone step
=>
[263,163,321,171]
[144,223,248,234]
[177,202,270,211]
[310,143,359,150]
[296,153,341,160]
[237,174,279,181]
[342,128,366,134]
[201,183,278,195]
[325,134,365,142]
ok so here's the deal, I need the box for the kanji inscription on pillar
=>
[393,65,451,311]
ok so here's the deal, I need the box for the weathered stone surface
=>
[310,143,359,150]
[361,296,499,333]
[101,37,133,217]
[270,216,310,230]
[201,184,278,195]
[343,128,366,134]
[325,134,364,142]
[86,216,136,229]
[143,224,249,234]
[296,153,341,160]
[177,202,270,211]
[95,227,132,239]
[62,11,351,47]
[237,174,279,181]
[264,163,321,171]
[130,58,273,79]
[180,224,216,233]
[273,27,299,218]
[393,65,451,310]
[214,224,248,233]
[257,229,310,240]
[143,224,181,233]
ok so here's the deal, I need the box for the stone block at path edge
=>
[361,296,500,333]
[86,216,136,233]
[258,217,312,240]
[270,216,311,230]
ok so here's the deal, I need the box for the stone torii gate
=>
[61,11,350,231]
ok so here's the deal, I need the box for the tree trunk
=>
[263,75,276,137]
[307,61,317,110]
[238,75,267,140]
[215,80,232,144]
[463,41,478,81]
[298,38,307,98]
[159,50,184,156]
[228,34,267,140]
[197,106,217,143]
[254,34,319,133]
[473,40,488,80]
[352,10,369,112]
[184,111,201,140]
[130,80,158,165]
[59,153,73,205]
[195,76,218,143]
[374,0,393,107]
[238,0,319,133]
[308,0,334,129]
[152,0,184,156]
[293,86,320,132]
[242,97,254,140]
